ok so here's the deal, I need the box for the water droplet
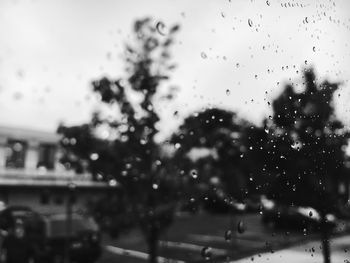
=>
[303,228,307,236]
[237,221,245,234]
[152,183,159,190]
[191,169,198,179]
[201,247,212,260]
[70,138,77,145]
[109,179,118,187]
[226,89,231,96]
[13,92,23,100]
[248,19,253,27]
[90,153,99,161]
[224,230,232,241]
[291,141,301,151]
[16,69,24,79]
[156,21,166,35]
[201,52,207,59]
[174,143,181,149]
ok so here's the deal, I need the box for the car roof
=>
[44,213,85,221]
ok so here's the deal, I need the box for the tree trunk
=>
[148,224,159,263]
[321,214,331,263]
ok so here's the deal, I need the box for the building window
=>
[69,193,77,204]
[37,144,56,170]
[40,190,50,205]
[5,140,27,169]
[54,195,64,205]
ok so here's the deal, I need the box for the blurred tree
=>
[262,68,349,263]
[58,18,180,263]
[171,108,260,212]
[57,123,123,178]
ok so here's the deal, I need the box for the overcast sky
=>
[0,0,350,139]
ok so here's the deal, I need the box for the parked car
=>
[0,206,47,262]
[0,205,46,243]
[43,213,101,263]
[0,205,45,232]
[261,199,337,232]
[0,206,101,263]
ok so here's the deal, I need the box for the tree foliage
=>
[171,108,263,210]
[262,68,349,212]
[58,18,180,263]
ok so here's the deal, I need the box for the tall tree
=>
[262,68,349,263]
[171,108,258,210]
[58,18,180,263]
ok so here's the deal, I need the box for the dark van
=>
[0,206,101,263]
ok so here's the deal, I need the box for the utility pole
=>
[64,183,76,263]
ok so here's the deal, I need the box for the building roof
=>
[0,177,111,189]
[0,170,111,189]
[0,125,59,144]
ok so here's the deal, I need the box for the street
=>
[234,234,350,263]
[98,212,321,263]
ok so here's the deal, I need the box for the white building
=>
[0,126,111,215]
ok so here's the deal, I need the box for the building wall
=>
[0,126,66,175]
[0,126,110,216]
[1,187,108,216]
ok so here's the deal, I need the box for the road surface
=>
[98,212,322,263]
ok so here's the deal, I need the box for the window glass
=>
[1,1,350,263]
[5,140,27,169]
[37,144,56,170]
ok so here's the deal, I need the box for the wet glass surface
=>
[0,1,350,263]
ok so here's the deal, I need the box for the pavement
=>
[98,212,329,263]
[233,234,350,263]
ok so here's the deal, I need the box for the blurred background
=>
[0,0,350,263]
